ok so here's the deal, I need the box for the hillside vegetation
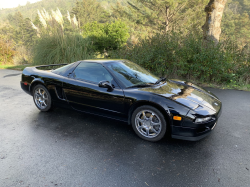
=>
[0,0,250,90]
[0,0,125,22]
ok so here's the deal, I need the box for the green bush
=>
[108,33,250,85]
[83,20,130,52]
[32,34,95,65]
[0,36,15,64]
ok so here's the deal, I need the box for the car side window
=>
[73,62,113,84]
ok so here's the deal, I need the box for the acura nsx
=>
[21,59,222,142]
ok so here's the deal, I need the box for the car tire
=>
[33,84,52,112]
[131,105,167,142]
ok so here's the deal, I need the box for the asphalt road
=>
[0,69,250,187]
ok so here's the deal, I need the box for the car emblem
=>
[214,102,218,106]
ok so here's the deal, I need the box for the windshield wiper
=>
[154,77,166,85]
[127,84,153,88]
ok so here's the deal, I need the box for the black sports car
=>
[21,59,222,142]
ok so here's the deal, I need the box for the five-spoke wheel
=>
[33,85,52,112]
[132,105,167,142]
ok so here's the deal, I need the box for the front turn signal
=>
[173,116,182,121]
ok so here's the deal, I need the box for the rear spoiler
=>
[35,64,68,70]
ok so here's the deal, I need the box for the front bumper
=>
[171,104,222,141]
[171,121,217,141]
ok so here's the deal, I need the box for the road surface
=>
[0,69,250,187]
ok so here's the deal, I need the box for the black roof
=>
[82,59,126,64]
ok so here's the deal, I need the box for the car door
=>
[62,62,126,119]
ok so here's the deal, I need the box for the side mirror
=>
[98,81,113,91]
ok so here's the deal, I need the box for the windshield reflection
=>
[171,82,195,100]
[106,60,159,88]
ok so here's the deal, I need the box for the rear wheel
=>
[131,105,167,142]
[33,84,52,112]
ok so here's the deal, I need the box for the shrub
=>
[32,34,95,65]
[83,20,130,52]
[31,9,96,65]
[0,36,15,64]
[108,33,250,85]
[13,46,32,65]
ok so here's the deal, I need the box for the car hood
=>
[139,79,221,112]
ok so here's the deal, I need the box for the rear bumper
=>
[20,81,32,96]
[171,104,222,141]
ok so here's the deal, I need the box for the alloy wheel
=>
[135,110,162,138]
[34,87,49,110]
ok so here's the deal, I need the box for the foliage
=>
[32,34,95,65]
[30,9,95,65]
[7,12,24,27]
[83,20,130,52]
[221,0,250,46]
[0,22,15,40]
[17,18,38,47]
[13,45,32,65]
[4,12,37,48]
[0,0,123,23]
[108,33,250,85]
[112,0,207,33]
[71,0,109,26]
[0,0,78,23]
[0,35,15,64]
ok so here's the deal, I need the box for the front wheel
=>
[33,84,52,112]
[131,105,167,142]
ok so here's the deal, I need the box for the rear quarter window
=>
[52,63,73,76]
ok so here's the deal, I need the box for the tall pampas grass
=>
[32,8,79,36]
[72,15,78,28]
[52,8,64,29]
[67,11,71,24]
[37,10,47,28]
[31,8,95,65]
[31,22,40,38]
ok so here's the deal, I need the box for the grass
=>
[0,64,31,71]
[196,81,250,92]
[32,34,95,65]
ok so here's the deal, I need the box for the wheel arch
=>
[29,78,46,94]
[128,101,172,128]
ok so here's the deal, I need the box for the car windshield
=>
[105,60,159,88]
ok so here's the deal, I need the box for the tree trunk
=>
[202,0,227,44]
